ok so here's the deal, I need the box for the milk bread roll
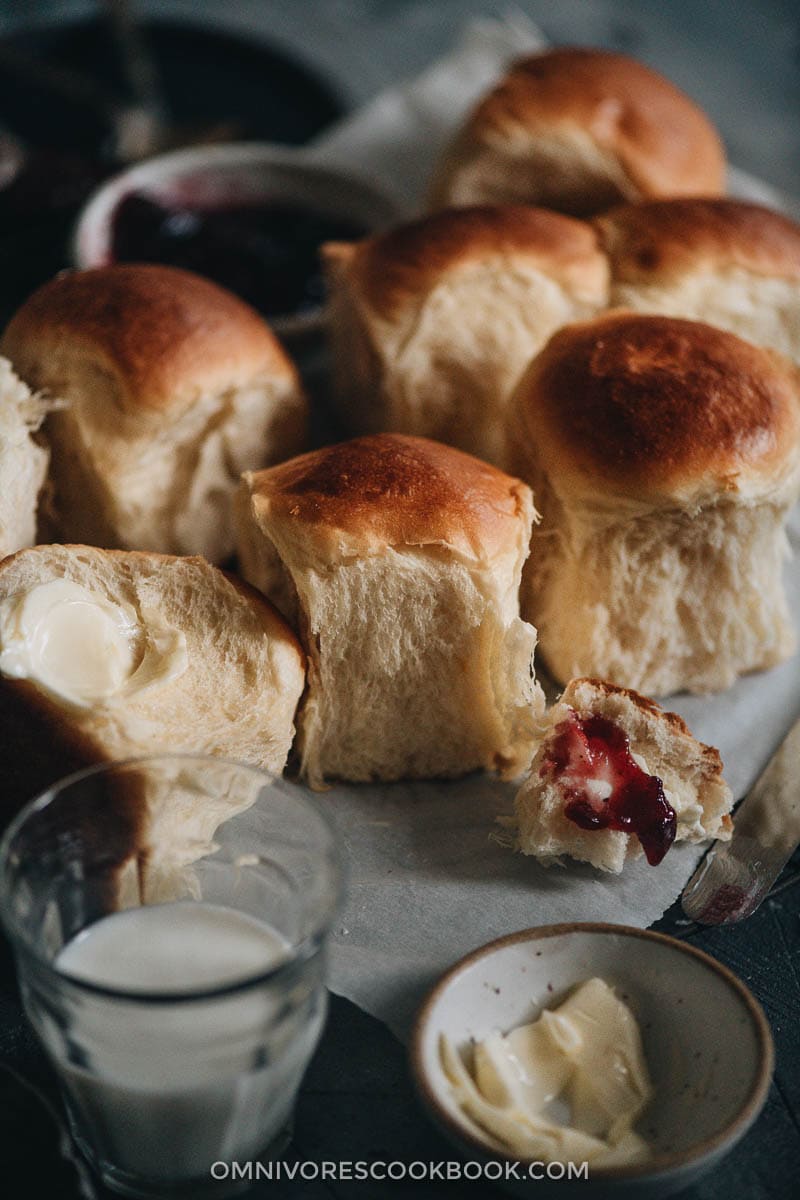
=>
[597,198,800,362]
[323,205,608,465]
[236,433,544,785]
[2,265,307,562]
[508,312,800,695]
[429,48,725,217]
[0,545,305,818]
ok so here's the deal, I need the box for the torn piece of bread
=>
[235,433,543,785]
[1,265,307,562]
[428,48,725,217]
[0,356,50,559]
[322,205,608,465]
[508,312,800,695]
[0,545,305,818]
[596,198,800,362]
[514,678,733,873]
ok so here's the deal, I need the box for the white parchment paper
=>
[304,14,800,1039]
[322,515,800,1040]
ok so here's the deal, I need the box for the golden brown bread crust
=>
[2,264,297,416]
[514,313,800,504]
[244,433,533,560]
[323,205,607,320]
[596,198,800,282]
[569,676,688,729]
[464,47,725,200]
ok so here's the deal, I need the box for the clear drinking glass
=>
[0,755,343,1199]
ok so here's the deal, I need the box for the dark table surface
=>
[1,3,800,1198]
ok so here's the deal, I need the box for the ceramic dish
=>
[411,923,774,1199]
[72,142,399,340]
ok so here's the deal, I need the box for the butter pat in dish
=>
[441,978,652,1166]
[412,924,774,1198]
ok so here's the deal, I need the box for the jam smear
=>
[541,711,677,865]
[695,883,754,925]
[110,192,367,318]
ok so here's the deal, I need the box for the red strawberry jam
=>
[540,710,677,865]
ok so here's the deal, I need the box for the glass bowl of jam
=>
[72,142,399,339]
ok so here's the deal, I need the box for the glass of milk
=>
[0,754,343,1198]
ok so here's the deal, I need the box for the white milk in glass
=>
[46,902,323,1182]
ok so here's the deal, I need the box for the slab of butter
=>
[0,579,187,707]
[440,977,652,1165]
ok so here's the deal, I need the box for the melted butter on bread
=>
[0,579,187,707]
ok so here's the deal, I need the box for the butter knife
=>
[681,714,800,924]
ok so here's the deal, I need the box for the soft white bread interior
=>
[428,48,725,217]
[1,265,308,563]
[322,206,609,465]
[514,678,733,873]
[0,356,50,560]
[508,312,800,695]
[596,198,800,362]
[0,544,305,779]
[235,433,544,785]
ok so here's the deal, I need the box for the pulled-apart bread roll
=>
[0,545,305,814]
[236,433,543,785]
[514,678,732,873]
[1,265,307,562]
[428,47,725,217]
[596,198,800,362]
[323,205,608,465]
[0,356,50,560]
[508,313,800,695]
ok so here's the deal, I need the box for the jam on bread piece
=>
[515,678,732,873]
[542,710,677,865]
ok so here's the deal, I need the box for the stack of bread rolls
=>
[3,44,798,874]
[0,265,311,817]
[0,265,546,810]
